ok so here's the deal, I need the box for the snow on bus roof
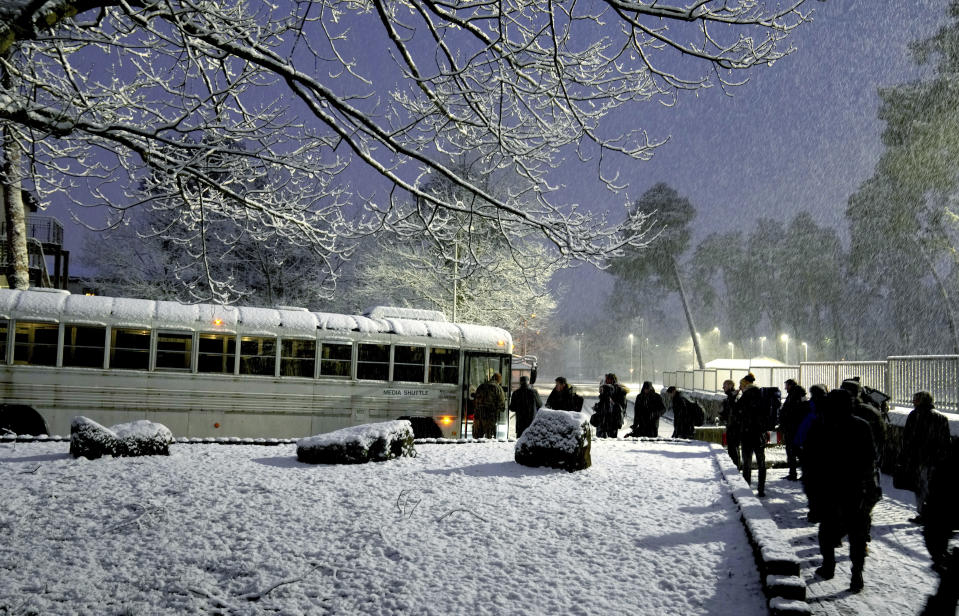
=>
[0,290,512,347]
[363,306,448,322]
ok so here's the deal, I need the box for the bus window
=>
[393,345,425,383]
[429,347,459,384]
[281,339,316,377]
[109,328,150,370]
[240,336,276,376]
[198,333,235,374]
[357,343,389,381]
[13,321,59,366]
[320,342,351,378]
[156,332,193,371]
[0,320,7,364]
[63,325,106,368]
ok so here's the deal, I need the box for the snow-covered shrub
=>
[514,410,592,472]
[69,417,173,459]
[296,420,415,465]
[111,420,174,457]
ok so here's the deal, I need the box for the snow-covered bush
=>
[514,410,592,472]
[69,417,173,459]
[296,420,415,465]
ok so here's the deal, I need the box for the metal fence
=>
[888,356,958,412]
[799,361,887,392]
[663,355,958,413]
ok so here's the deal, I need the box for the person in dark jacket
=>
[605,373,629,419]
[546,376,574,411]
[840,378,885,466]
[900,391,952,524]
[472,372,506,439]
[802,388,880,593]
[737,373,767,497]
[593,381,623,438]
[630,381,665,437]
[779,379,809,481]
[509,375,543,438]
[919,437,959,615]
[718,379,742,469]
[666,386,695,439]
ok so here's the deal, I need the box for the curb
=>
[711,443,811,616]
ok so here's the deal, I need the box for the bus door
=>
[461,352,512,439]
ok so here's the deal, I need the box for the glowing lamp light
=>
[213,318,223,326]
[439,415,454,426]
[497,340,505,347]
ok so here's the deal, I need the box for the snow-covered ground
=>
[1,437,767,615]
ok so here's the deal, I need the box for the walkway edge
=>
[710,442,812,616]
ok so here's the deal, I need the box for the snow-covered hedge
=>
[296,420,415,464]
[514,410,592,472]
[69,417,173,459]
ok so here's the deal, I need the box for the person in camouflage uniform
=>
[900,391,952,524]
[472,373,506,439]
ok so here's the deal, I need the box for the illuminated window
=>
[429,347,460,384]
[281,339,316,377]
[240,336,276,376]
[320,342,352,378]
[198,333,236,374]
[356,343,389,381]
[14,321,58,366]
[156,332,193,371]
[109,328,150,370]
[63,325,106,368]
[393,345,425,382]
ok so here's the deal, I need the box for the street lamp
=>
[728,341,734,359]
[801,341,808,363]
[781,334,789,364]
[759,336,766,356]
[639,317,645,381]
[629,333,634,380]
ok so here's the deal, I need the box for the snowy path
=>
[759,467,944,615]
[1,439,765,615]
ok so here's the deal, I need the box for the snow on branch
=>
[1,0,814,299]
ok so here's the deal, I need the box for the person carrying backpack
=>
[473,373,506,439]
[737,373,768,497]
[666,386,695,439]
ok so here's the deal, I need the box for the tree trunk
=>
[2,128,29,290]
[672,256,704,369]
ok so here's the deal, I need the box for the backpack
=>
[689,400,706,427]
[760,387,783,431]
[571,391,585,413]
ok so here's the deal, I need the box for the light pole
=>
[781,333,789,364]
[639,317,645,381]
[628,333,634,380]
[728,341,734,359]
[577,333,583,381]
[802,342,808,363]
[759,336,766,356]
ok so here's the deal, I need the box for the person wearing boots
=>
[718,379,742,469]
[802,388,880,592]
[737,373,767,497]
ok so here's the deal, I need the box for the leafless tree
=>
[1,0,813,298]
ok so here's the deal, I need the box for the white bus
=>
[0,288,514,439]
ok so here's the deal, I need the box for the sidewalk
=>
[757,467,943,615]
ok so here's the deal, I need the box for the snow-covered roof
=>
[0,289,512,350]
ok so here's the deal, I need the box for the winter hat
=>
[840,378,862,397]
